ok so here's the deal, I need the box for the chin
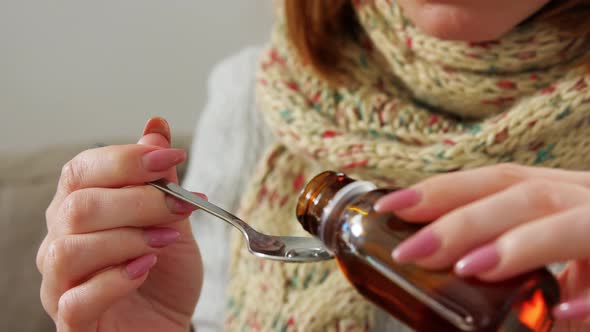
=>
[401,2,512,42]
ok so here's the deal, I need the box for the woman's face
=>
[397,0,551,41]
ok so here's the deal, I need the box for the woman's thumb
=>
[138,117,180,183]
[138,117,171,148]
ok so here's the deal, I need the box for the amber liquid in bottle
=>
[296,171,560,332]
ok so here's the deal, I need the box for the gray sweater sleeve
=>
[181,46,273,332]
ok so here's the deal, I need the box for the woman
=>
[37,0,590,331]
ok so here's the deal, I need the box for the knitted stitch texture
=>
[225,1,590,331]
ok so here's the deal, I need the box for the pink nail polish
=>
[145,228,180,248]
[165,192,207,214]
[455,244,500,276]
[374,188,421,212]
[125,254,157,279]
[142,149,186,172]
[553,298,590,320]
[142,117,171,143]
[392,229,440,263]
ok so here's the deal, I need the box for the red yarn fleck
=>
[293,174,305,191]
[286,81,299,92]
[343,159,369,169]
[443,139,456,145]
[494,128,509,144]
[497,81,516,90]
[322,130,339,138]
[428,115,439,125]
[540,85,556,95]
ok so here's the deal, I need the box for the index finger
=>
[48,144,186,215]
[375,163,590,222]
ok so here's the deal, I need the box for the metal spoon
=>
[149,179,334,263]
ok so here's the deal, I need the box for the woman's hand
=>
[375,163,590,330]
[37,117,205,332]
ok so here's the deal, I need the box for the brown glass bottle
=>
[296,171,560,332]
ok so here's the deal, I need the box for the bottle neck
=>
[296,172,356,237]
[317,180,377,249]
[296,171,377,249]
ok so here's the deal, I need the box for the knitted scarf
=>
[225,1,590,331]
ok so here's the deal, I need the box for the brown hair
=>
[285,0,590,81]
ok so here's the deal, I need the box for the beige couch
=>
[0,137,192,332]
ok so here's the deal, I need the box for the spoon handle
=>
[148,179,254,239]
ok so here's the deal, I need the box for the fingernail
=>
[166,192,207,214]
[375,188,421,212]
[454,244,500,276]
[393,229,440,263]
[143,117,170,143]
[125,253,157,279]
[145,228,181,248]
[142,149,186,172]
[553,297,590,320]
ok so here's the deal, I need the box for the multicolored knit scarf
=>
[225,1,590,331]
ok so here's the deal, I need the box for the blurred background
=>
[0,1,273,330]
[1,0,273,153]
